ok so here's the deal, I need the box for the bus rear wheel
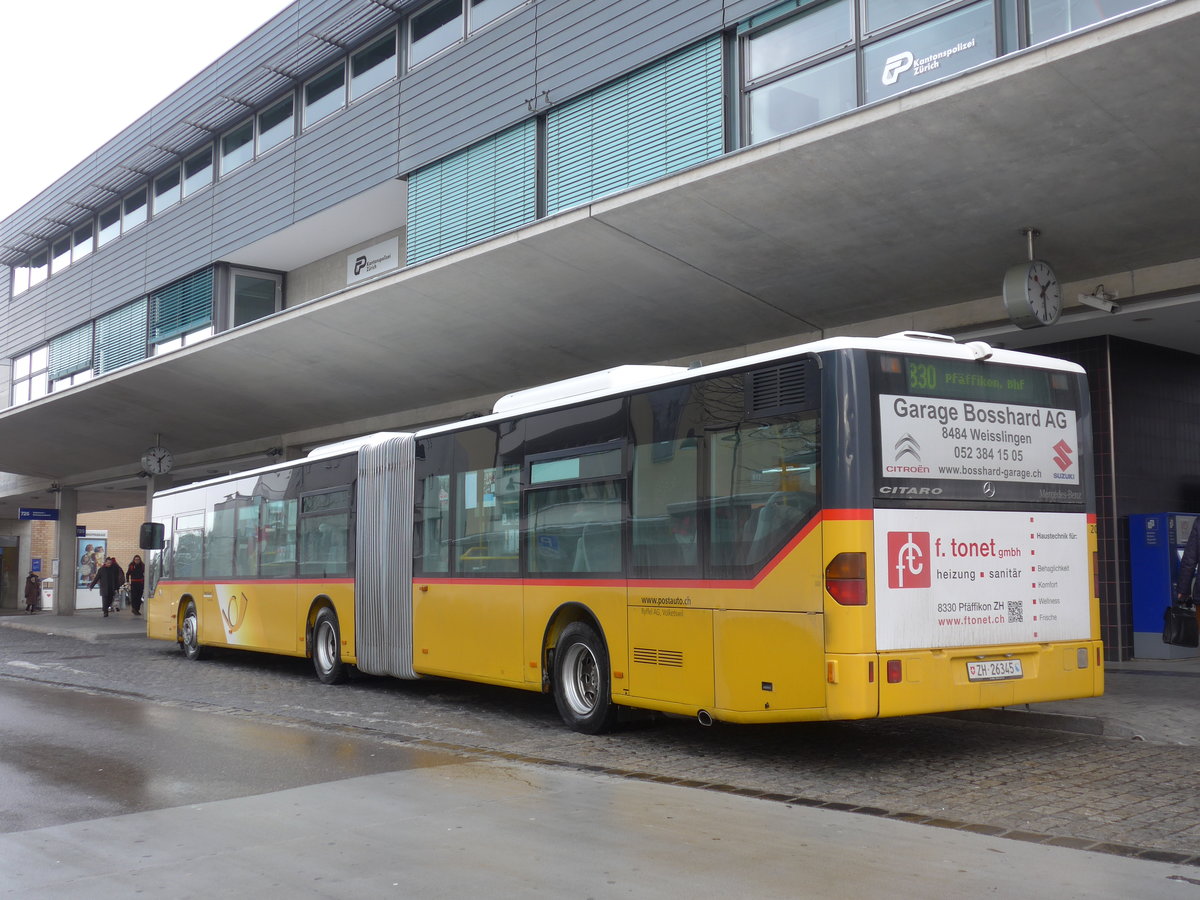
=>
[180,601,205,661]
[554,622,617,734]
[312,607,346,684]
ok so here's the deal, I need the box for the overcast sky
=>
[0,0,292,221]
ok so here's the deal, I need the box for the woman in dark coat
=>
[23,571,41,614]
[89,557,125,617]
[126,555,146,615]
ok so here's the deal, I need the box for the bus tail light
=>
[826,552,867,605]
[1092,550,1100,600]
[886,659,903,683]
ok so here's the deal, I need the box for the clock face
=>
[1026,260,1061,324]
[141,446,174,474]
[1003,260,1061,328]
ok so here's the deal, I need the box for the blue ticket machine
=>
[1129,512,1199,659]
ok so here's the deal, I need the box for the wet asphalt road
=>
[0,678,453,833]
[3,625,1200,867]
[1,675,1197,898]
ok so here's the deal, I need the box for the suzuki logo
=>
[1052,439,1074,472]
[882,51,914,85]
[894,433,921,463]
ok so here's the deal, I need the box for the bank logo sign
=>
[346,237,400,285]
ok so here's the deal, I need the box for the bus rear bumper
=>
[877,641,1104,718]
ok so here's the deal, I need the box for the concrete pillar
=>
[54,488,78,615]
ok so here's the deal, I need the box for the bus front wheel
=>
[554,622,617,734]
[180,601,205,661]
[312,607,346,684]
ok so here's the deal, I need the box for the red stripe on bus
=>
[157,578,353,586]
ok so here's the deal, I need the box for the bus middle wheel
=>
[554,621,617,734]
[312,607,346,684]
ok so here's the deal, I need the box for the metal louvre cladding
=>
[354,433,417,679]
[150,267,214,342]
[48,323,93,381]
[407,120,537,264]
[95,298,148,374]
[545,35,724,214]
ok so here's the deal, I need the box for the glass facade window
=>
[748,53,857,143]
[410,0,464,66]
[123,187,148,230]
[229,269,282,328]
[304,64,346,127]
[52,369,93,392]
[864,0,952,33]
[746,0,853,80]
[97,205,121,246]
[73,222,93,262]
[183,146,213,197]
[11,260,30,296]
[257,95,294,154]
[350,32,396,99]
[1028,0,1148,45]
[10,346,49,406]
[220,120,255,175]
[154,167,181,213]
[469,0,526,31]
[864,1,996,102]
[29,249,48,286]
[52,237,72,274]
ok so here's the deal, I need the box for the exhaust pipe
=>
[697,709,713,727]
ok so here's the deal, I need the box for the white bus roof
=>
[155,333,1083,496]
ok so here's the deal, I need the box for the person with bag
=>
[88,557,126,618]
[23,571,41,614]
[1166,523,1200,647]
[126,554,146,616]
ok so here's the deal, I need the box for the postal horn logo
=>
[894,433,921,463]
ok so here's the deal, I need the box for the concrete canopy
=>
[1,1,1198,515]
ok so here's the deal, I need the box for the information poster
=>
[76,537,107,588]
[878,394,1079,486]
[874,509,1090,651]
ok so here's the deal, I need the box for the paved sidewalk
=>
[5,608,1200,744]
[1,607,146,641]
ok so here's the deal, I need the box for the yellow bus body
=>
[148,579,357,664]
[149,507,1101,724]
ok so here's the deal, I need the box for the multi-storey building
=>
[1,0,1198,657]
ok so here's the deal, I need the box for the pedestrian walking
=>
[1179,523,1200,603]
[126,554,146,616]
[24,571,41,614]
[89,557,126,617]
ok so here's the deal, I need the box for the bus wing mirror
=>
[140,522,165,550]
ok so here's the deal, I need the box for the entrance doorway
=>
[0,536,18,610]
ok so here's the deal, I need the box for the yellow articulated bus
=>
[142,332,1102,733]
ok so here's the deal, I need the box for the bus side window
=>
[709,418,820,571]
[454,465,519,575]
[415,473,449,574]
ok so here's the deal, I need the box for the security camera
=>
[1077,286,1119,314]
